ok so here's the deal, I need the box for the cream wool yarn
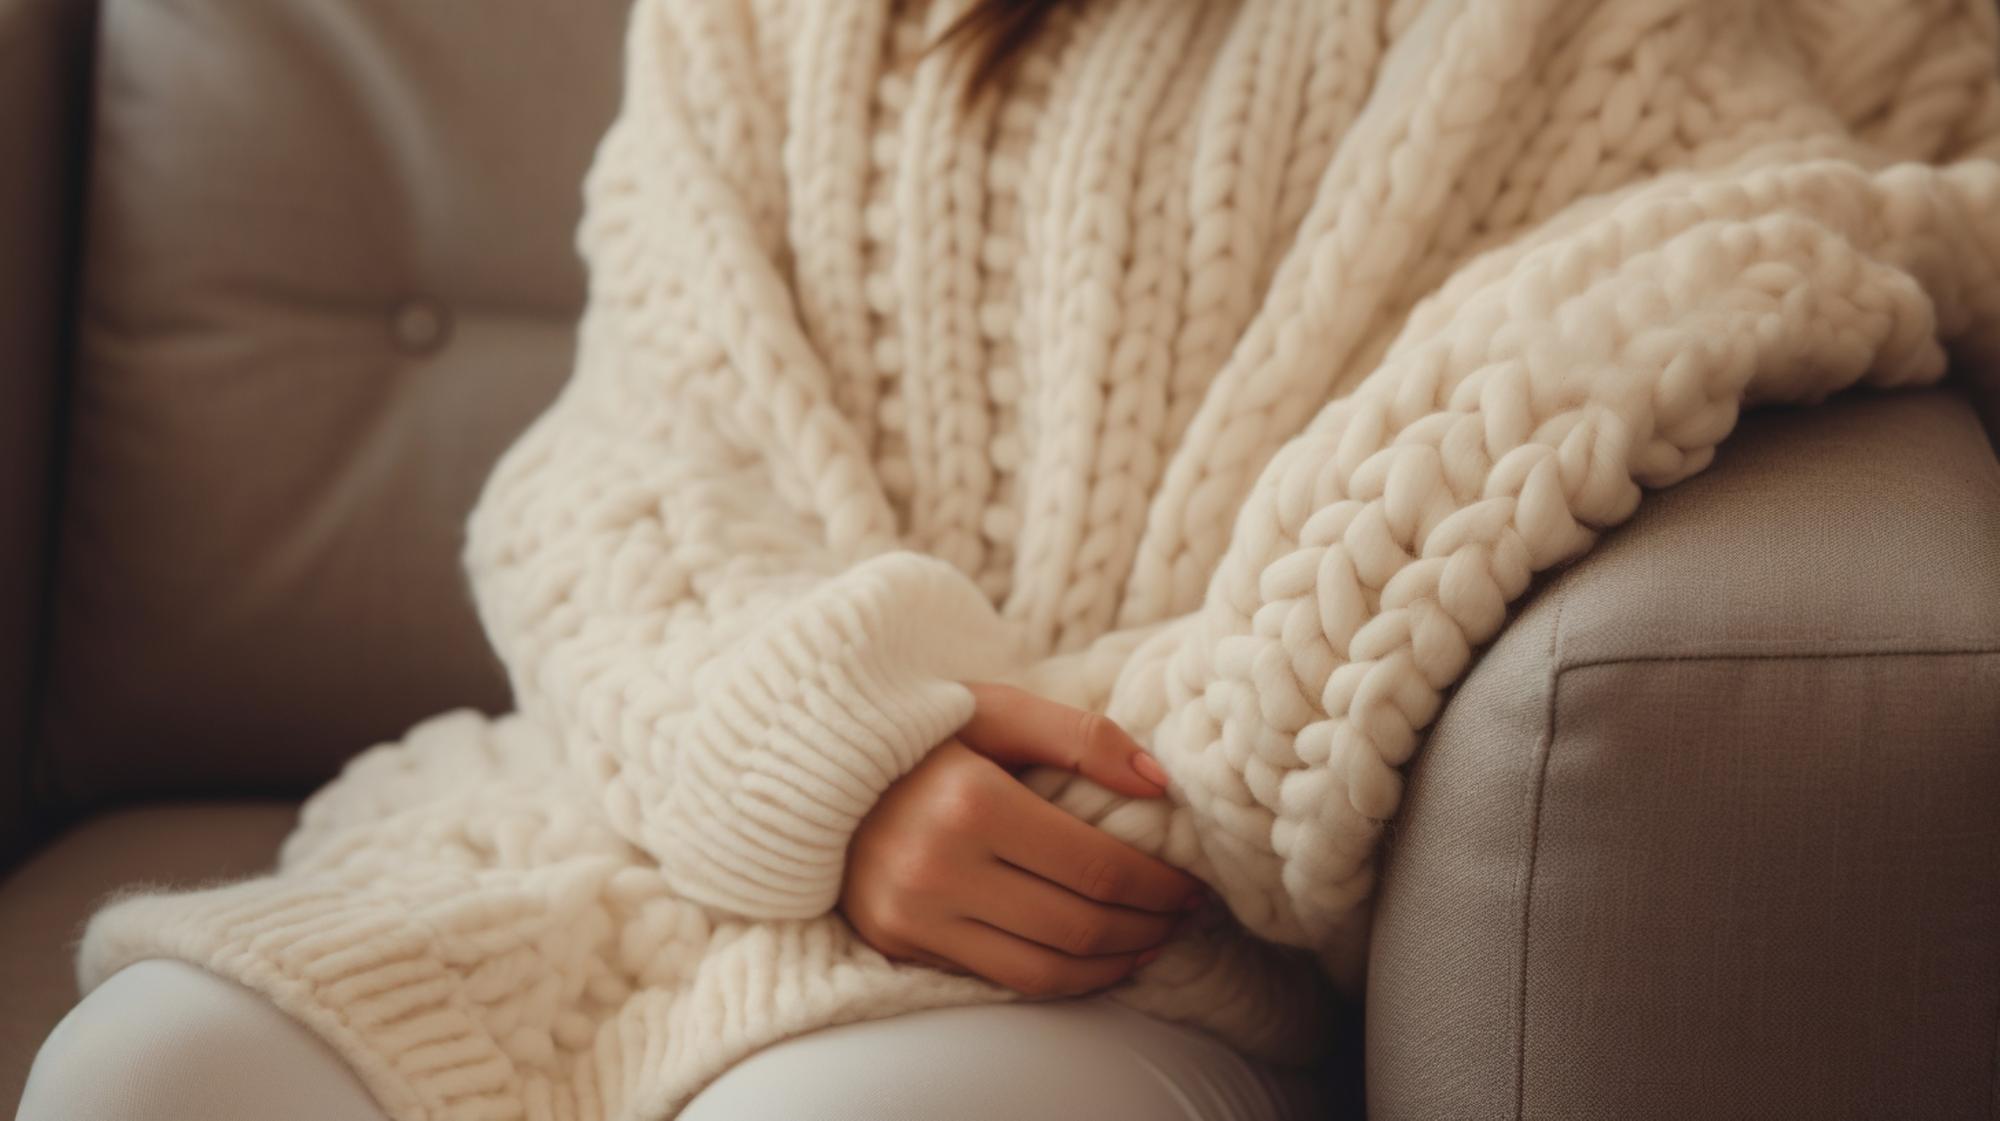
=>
[75,0,2000,1118]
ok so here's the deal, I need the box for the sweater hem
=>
[76,880,519,1121]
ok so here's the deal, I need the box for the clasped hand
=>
[839,681,1213,999]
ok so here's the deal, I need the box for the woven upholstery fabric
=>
[1366,387,2000,1119]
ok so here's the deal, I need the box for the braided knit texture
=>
[76,1,2000,1118]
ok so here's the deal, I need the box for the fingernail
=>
[1129,750,1170,788]
[1135,946,1162,966]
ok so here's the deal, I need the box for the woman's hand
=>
[838,681,1210,999]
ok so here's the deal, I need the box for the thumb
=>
[953,681,1172,799]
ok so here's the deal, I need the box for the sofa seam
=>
[1556,644,2000,674]
[1514,592,1565,1121]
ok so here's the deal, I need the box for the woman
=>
[20,0,2000,1118]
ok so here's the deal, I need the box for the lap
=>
[25,960,1335,1121]
[677,994,1331,1121]
[17,958,389,1121]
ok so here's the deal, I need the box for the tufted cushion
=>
[36,0,634,806]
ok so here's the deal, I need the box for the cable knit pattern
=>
[76,1,2000,1118]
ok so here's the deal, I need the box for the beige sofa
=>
[4,0,1997,1117]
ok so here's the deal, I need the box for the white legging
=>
[17,959,1332,1120]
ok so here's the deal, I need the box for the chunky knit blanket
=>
[76,0,2000,1118]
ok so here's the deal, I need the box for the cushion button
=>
[390,298,451,353]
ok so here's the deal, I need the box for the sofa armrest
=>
[0,0,97,867]
[1365,386,2000,1121]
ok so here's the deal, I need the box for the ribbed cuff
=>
[638,549,1034,919]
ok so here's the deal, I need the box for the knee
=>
[18,959,298,1121]
[678,1000,1207,1121]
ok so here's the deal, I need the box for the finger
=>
[956,681,1171,799]
[985,779,1207,913]
[932,916,1153,1001]
[964,859,1180,957]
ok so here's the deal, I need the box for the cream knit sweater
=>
[77,1,2000,1118]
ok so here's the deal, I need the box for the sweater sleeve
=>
[462,0,1034,921]
[1064,155,1993,973]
